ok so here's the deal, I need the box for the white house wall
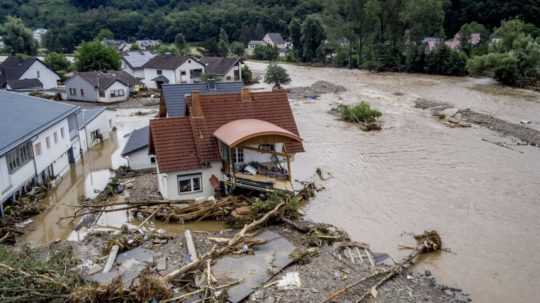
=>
[158,161,222,201]
[20,61,60,89]
[223,63,242,82]
[143,59,206,89]
[176,59,205,83]
[65,76,99,102]
[143,68,176,89]
[126,148,155,171]
[0,156,35,203]
[81,111,112,151]
[33,119,71,178]
[0,157,10,194]
[100,81,129,103]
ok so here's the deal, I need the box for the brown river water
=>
[247,62,540,303]
[20,63,540,303]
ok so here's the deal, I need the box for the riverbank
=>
[245,61,540,303]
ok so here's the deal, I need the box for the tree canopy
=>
[74,40,121,72]
[1,16,37,55]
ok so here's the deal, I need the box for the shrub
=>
[338,102,382,124]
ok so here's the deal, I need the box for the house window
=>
[157,70,162,75]
[110,89,125,98]
[60,127,65,139]
[259,144,275,152]
[46,137,51,149]
[36,70,40,78]
[69,88,77,96]
[54,132,58,144]
[6,142,33,174]
[34,142,42,156]
[80,89,85,97]
[150,156,156,164]
[232,148,244,164]
[177,173,202,194]
[180,71,186,75]
[90,130,101,142]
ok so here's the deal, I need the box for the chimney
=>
[191,90,204,117]
[241,88,251,102]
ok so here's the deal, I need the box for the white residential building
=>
[0,56,60,90]
[121,126,155,171]
[65,71,139,103]
[0,92,81,215]
[121,51,156,79]
[78,108,113,153]
[142,55,206,89]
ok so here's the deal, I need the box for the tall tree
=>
[175,33,188,55]
[400,0,445,42]
[75,40,121,71]
[289,18,302,58]
[1,16,37,55]
[301,16,326,62]
[264,62,291,88]
[217,28,230,57]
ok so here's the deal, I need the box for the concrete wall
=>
[100,81,129,103]
[65,76,99,102]
[20,61,60,89]
[158,161,222,201]
[0,156,10,194]
[126,148,155,171]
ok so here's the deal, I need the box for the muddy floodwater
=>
[248,62,540,303]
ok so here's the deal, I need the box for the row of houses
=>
[422,32,482,52]
[0,91,112,215]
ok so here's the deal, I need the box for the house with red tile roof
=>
[149,88,304,200]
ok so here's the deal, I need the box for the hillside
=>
[0,0,538,52]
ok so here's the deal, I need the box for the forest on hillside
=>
[1,0,539,88]
[0,0,538,52]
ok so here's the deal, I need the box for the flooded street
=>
[248,62,540,303]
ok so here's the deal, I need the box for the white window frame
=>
[177,173,203,194]
[232,148,244,164]
[69,88,77,96]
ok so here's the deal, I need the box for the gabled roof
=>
[149,89,304,173]
[121,126,149,157]
[199,57,240,76]
[0,91,79,156]
[79,107,105,129]
[161,81,244,117]
[0,56,53,87]
[70,70,139,94]
[149,118,201,172]
[265,33,286,45]
[6,78,43,90]
[122,51,156,70]
[142,55,202,70]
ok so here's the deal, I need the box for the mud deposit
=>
[247,61,540,303]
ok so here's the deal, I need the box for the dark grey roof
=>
[152,75,170,82]
[0,57,39,87]
[122,51,156,69]
[161,81,244,117]
[79,107,105,129]
[266,33,285,45]
[0,91,79,156]
[121,126,149,156]
[6,78,43,90]
[71,70,139,94]
[142,55,201,70]
[199,57,240,75]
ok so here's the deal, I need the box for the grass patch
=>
[337,102,382,124]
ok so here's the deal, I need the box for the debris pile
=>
[415,99,540,146]
[289,80,346,99]
[332,102,383,131]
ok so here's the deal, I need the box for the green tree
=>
[175,33,188,55]
[458,22,489,56]
[130,43,141,51]
[400,0,445,42]
[230,41,245,57]
[44,52,71,73]
[241,65,254,84]
[289,18,302,58]
[301,16,326,62]
[1,16,37,55]
[253,44,279,60]
[96,28,114,41]
[217,28,230,57]
[75,40,121,71]
[264,62,291,88]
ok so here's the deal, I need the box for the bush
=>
[253,44,279,61]
[241,65,254,84]
[264,62,291,88]
[338,102,382,123]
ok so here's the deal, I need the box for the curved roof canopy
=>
[214,119,302,148]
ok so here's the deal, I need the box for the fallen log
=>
[161,200,287,283]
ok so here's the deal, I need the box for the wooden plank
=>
[185,230,199,263]
[103,245,119,273]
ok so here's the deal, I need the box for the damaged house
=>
[149,88,304,200]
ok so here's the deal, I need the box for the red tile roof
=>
[149,89,304,173]
[149,117,201,172]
